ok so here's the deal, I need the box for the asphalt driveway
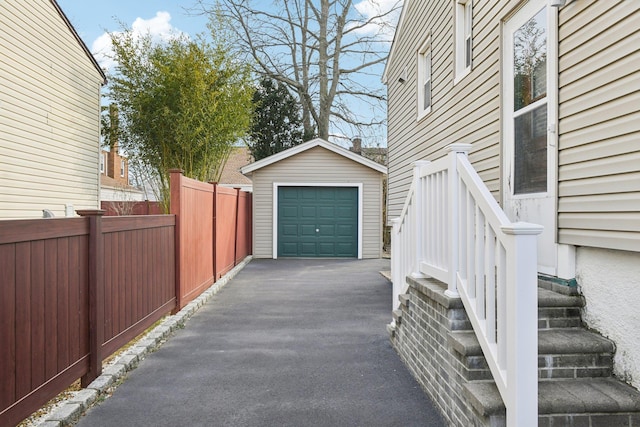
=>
[76,258,445,426]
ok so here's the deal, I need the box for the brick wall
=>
[390,276,495,427]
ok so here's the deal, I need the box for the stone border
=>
[34,256,253,427]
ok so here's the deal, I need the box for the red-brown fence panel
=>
[214,186,238,279]
[170,170,215,311]
[101,216,176,357]
[0,218,91,427]
[235,191,252,263]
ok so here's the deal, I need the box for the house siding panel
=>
[251,146,383,259]
[0,0,103,219]
[558,1,640,250]
[386,0,513,221]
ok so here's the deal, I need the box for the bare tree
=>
[196,0,400,142]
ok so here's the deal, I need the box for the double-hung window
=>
[455,0,472,82]
[417,37,432,120]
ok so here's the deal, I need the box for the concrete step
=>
[450,329,615,379]
[463,377,640,425]
[537,288,583,329]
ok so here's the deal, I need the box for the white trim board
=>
[242,138,387,175]
[272,182,364,260]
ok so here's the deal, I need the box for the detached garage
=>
[241,138,386,259]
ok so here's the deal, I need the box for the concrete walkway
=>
[75,259,445,427]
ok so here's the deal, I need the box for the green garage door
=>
[278,186,358,258]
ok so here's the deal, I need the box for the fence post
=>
[210,182,218,281]
[411,160,430,279]
[445,143,472,298]
[234,188,241,266]
[501,222,543,426]
[77,209,106,387]
[390,218,401,311]
[169,169,183,313]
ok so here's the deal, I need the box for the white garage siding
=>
[249,145,384,259]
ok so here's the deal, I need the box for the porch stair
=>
[443,284,640,425]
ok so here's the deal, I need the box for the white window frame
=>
[416,36,432,121]
[120,159,125,178]
[454,0,472,84]
[100,153,106,174]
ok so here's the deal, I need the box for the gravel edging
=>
[33,256,253,427]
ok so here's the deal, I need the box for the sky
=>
[55,0,400,146]
[56,0,211,71]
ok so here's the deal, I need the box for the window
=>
[100,153,106,174]
[120,159,125,178]
[455,0,472,82]
[417,37,432,119]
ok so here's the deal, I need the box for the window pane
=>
[513,8,546,111]
[514,104,547,194]
[424,81,431,110]
[423,52,431,110]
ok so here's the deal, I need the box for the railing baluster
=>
[485,225,496,343]
[466,190,475,298]
[497,243,507,368]
[475,205,485,318]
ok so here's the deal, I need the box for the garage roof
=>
[241,138,387,175]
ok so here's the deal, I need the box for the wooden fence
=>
[0,171,252,426]
[170,170,252,310]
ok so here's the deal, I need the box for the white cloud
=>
[352,0,403,41]
[91,11,184,72]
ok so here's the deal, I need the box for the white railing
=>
[391,144,542,427]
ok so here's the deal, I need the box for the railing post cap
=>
[169,169,184,174]
[447,143,472,153]
[501,222,544,235]
[390,218,401,226]
[76,209,106,217]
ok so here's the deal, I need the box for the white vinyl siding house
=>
[385,0,640,399]
[0,0,106,219]
[557,1,640,252]
[385,0,503,222]
[242,139,386,259]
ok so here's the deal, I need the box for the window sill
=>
[416,106,432,122]
[453,67,471,86]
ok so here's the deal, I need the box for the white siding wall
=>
[387,0,515,221]
[0,0,103,219]
[251,146,384,259]
[557,1,640,252]
[388,0,640,252]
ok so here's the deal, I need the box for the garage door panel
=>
[336,206,354,219]
[318,224,335,237]
[280,206,298,218]
[300,242,317,256]
[281,224,298,236]
[280,242,298,257]
[318,242,337,256]
[336,224,354,236]
[300,206,317,218]
[301,188,318,199]
[278,186,357,257]
[300,225,317,236]
[317,206,335,218]
[336,243,355,256]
